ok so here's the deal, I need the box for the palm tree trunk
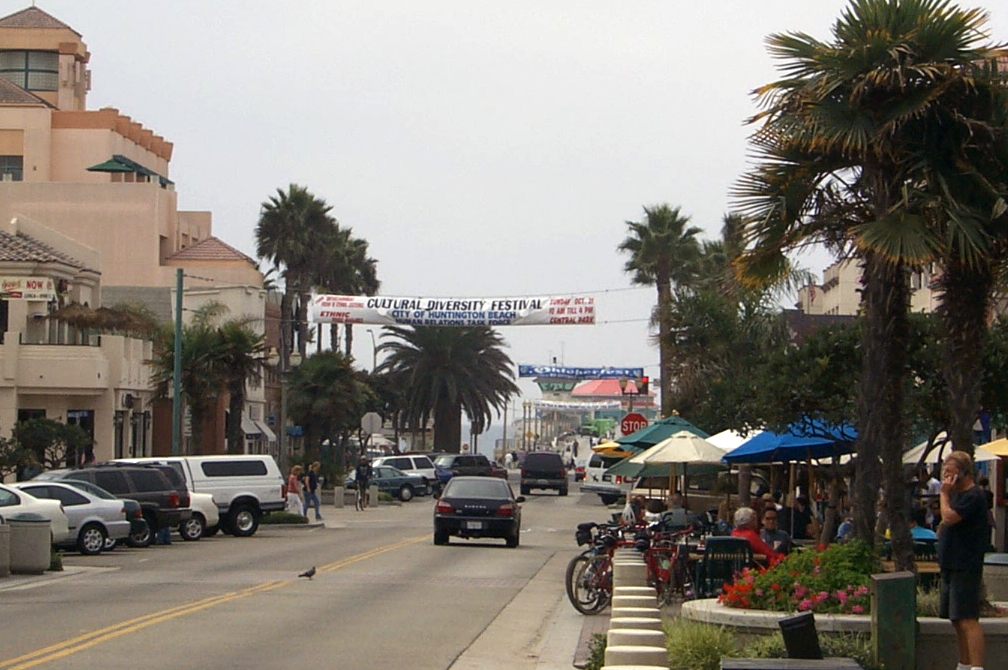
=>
[226,383,244,455]
[297,291,311,357]
[857,252,913,570]
[434,399,462,452]
[655,274,673,417]
[280,290,295,365]
[939,258,992,456]
[345,324,354,358]
[330,323,339,352]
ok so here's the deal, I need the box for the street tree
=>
[377,326,519,452]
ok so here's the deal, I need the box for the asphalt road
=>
[0,480,613,670]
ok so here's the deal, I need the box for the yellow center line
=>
[1,535,427,670]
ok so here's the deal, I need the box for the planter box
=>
[681,599,1008,670]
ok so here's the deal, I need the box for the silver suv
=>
[372,454,438,494]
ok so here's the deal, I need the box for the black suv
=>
[520,451,568,496]
[433,454,495,477]
[36,464,191,535]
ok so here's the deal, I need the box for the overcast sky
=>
[26,1,1008,408]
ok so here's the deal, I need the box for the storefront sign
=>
[0,276,56,301]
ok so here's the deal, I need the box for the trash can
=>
[778,611,823,659]
[0,516,10,578]
[984,553,1008,601]
[8,512,51,575]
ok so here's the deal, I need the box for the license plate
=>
[465,521,483,530]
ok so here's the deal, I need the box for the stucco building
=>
[0,6,277,462]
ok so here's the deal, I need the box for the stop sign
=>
[620,412,648,436]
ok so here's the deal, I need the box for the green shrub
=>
[259,512,309,525]
[583,633,606,670]
[665,619,736,670]
[917,585,940,617]
[739,629,881,670]
[48,548,63,572]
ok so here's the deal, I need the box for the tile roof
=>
[166,237,256,264]
[0,6,78,34]
[572,378,642,397]
[0,230,90,269]
[0,76,54,106]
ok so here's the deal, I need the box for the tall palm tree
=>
[617,204,702,417]
[376,326,519,452]
[733,0,1004,569]
[255,184,335,363]
[217,319,266,455]
[310,224,380,356]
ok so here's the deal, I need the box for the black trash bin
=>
[778,611,823,659]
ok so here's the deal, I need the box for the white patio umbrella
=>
[902,433,999,465]
[705,428,762,453]
[627,430,727,503]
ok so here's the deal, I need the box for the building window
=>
[0,50,58,91]
[0,156,23,181]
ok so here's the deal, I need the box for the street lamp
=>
[618,377,640,412]
[522,400,532,451]
[268,347,302,467]
[366,328,378,371]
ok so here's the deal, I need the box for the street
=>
[0,480,609,670]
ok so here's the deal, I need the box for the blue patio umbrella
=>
[721,421,857,464]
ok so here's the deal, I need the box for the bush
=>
[739,629,881,670]
[721,541,875,614]
[49,548,63,572]
[583,633,606,670]
[259,512,309,525]
[665,619,736,670]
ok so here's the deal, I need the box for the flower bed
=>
[720,541,874,614]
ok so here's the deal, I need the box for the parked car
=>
[345,465,428,502]
[372,454,440,494]
[56,479,150,549]
[34,464,191,539]
[580,452,635,505]
[113,455,285,537]
[573,455,589,482]
[11,481,130,555]
[520,451,568,496]
[181,491,220,541]
[0,483,71,545]
[433,453,496,477]
[433,476,524,548]
[489,461,509,479]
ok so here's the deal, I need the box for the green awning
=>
[86,158,133,173]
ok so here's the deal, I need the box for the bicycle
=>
[355,479,370,511]
[565,522,618,614]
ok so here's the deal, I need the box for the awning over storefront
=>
[241,416,261,436]
[255,420,277,442]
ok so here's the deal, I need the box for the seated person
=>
[621,495,647,527]
[731,506,784,564]
[836,513,854,543]
[759,507,794,554]
[910,507,937,540]
[664,493,702,530]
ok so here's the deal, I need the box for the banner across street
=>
[310,294,596,326]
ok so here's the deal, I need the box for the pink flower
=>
[798,599,812,611]
[755,589,763,596]
[817,591,829,602]
[852,605,864,614]
[835,591,848,604]
[793,584,808,598]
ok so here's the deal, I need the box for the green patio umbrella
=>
[615,414,709,451]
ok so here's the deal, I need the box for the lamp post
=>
[366,328,378,371]
[268,347,302,469]
[522,400,531,451]
[618,377,639,412]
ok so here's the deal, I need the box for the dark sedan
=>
[345,465,428,502]
[433,476,524,548]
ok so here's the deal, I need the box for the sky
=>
[20,1,1008,412]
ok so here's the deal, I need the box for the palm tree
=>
[255,184,335,363]
[310,224,380,356]
[376,326,519,452]
[733,0,1004,569]
[617,204,702,417]
[217,319,266,454]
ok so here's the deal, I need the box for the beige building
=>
[0,6,274,462]
[797,258,941,316]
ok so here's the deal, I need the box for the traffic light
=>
[639,376,649,395]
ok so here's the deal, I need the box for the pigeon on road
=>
[298,566,316,580]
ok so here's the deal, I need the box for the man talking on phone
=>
[938,451,987,670]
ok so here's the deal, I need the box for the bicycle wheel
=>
[565,553,610,615]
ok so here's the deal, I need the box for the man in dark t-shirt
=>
[937,451,987,670]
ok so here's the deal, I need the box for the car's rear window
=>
[200,460,268,477]
[385,457,410,470]
[89,470,128,493]
[413,456,434,469]
[445,479,510,499]
[434,456,454,467]
[129,470,168,492]
[524,453,562,469]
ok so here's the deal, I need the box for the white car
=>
[181,491,220,541]
[372,454,439,494]
[12,481,130,555]
[0,483,71,545]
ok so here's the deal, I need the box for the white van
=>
[113,455,285,537]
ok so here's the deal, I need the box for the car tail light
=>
[120,506,126,517]
[435,499,454,514]
[133,507,143,519]
[168,492,179,508]
[496,502,516,517]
